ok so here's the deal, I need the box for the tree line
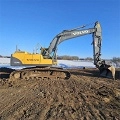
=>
[57,55,79,60]
[57,55,93,60]
[112,57,120,62]
[57,56,120,61]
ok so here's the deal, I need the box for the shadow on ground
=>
[0,67,15,79]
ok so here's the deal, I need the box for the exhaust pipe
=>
[99,64,115,80]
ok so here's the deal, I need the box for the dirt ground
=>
[0,68,120,120]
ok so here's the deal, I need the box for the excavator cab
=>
[40,47,48,56]
[40,47,57,61]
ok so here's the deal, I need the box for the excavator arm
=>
[42,21,115,79]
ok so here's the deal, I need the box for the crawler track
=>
[9,67,71,81]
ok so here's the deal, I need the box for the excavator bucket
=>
[99,65,115,80]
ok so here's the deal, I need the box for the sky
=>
[0,0,120,59]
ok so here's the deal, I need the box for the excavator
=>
[10,21,115,80]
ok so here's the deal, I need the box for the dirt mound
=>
[0,69,120,120]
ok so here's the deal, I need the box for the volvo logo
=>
[73,30,89,35]
[27,59,39,61]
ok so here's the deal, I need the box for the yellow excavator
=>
[10,21,115,80]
